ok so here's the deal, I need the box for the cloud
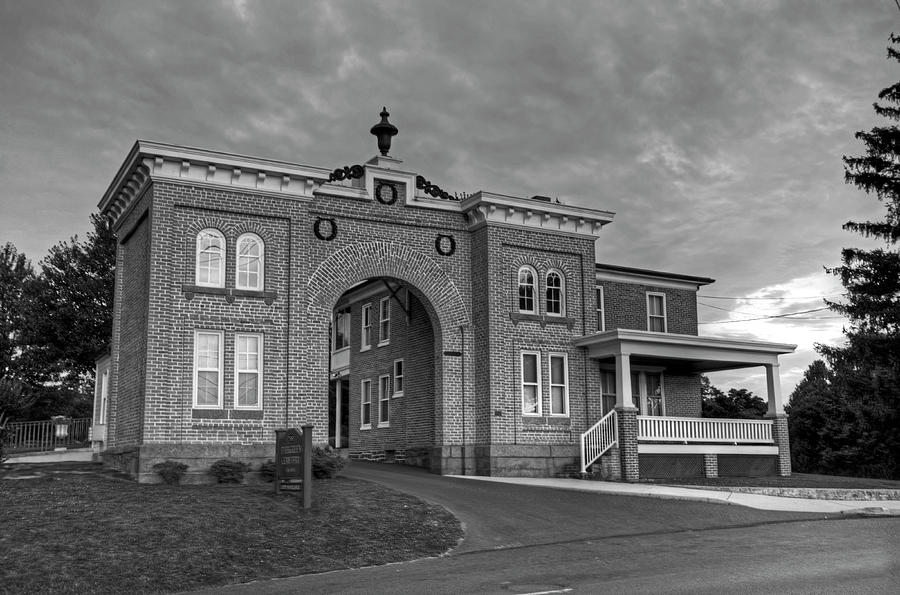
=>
[0,0,895,396]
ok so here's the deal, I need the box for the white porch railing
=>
[580,409,617,473]
[638,416,773,444]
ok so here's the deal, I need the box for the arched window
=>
[196,229,225,287]
[518,266,537,313]
[236,233,264,290]
[546,270,565,316]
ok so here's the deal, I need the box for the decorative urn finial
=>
[370,107,398,156]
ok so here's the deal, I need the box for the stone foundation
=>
[102,443,276,484]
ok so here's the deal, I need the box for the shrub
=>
[209,459,251,484]
[312,446,346,479]
[259,459,276,482]
[152,460,189,485]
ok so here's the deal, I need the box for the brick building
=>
[94,112,795,483]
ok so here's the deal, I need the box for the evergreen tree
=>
[815,33,900,478]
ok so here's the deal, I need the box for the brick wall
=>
[600,280,698,335]
[109,190,152,448]
[347,289,435,464]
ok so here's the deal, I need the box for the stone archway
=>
[299,241,472,473]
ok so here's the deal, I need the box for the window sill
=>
[392,392,404,399]
[377,423,390,429]
[509,312,576,330]
[182,285,278,305]
[360,425,372,431]
[360,345,372,353]
[192,409,264,420]
[522,415,571,426]
[377,341,390,348]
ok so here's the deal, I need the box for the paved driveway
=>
[192,462,898,594]
[342,461,821,554]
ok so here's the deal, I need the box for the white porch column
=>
[615,352,634,409]
[765,363,785,416]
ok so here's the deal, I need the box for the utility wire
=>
[698,301,842,316]
[698,306,835,324]
[698,293,844,301]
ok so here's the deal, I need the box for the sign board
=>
[275,428,304,479]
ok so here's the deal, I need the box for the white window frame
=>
[548,353,569,416]
[378,374,390,427]
[378,297,391,346]
[97,368,109,424]
[193,330,224,409]
[234,333,263,410]
[361,303,372,351]
[360,379,372,429]
[235,233,264,291]
[545,270,565,317]
[520,351,542,416]
[630,369,666,416]
[599,369,616,415]
[333,306,351,351]
[646,292,668,333]
[393,359,404,397]
[517,266,538,314]
[596,285,605,332]
[195,229,226,288]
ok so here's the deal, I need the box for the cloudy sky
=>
[1,0,897,397]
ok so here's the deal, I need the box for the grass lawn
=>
[0,466,462,594]
[647,472,900,490]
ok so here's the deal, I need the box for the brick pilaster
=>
[769,414,791,476]
[703,453,718,478]
[616,407,639,482]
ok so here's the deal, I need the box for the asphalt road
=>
[193,462,900,594]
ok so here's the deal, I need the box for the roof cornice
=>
[460,191,615,239]
[98,141,332,225]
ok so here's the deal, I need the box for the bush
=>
[312,445,346,479]
[259,459,276,482]
[152,460,189,485]
[209,459,251,484]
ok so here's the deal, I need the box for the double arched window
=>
[195,229,265,290]
[517,265,567,316]
[196,229,226,287]
[518,266,537,313]
[236,233,264,291]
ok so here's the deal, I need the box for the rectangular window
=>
[333,307,351,350]
[379,297,391,345]
[193,330,223,408]
[596,286,605,332]
[521,351,541,415]
[549,353,568,416]
[235,333,263,409]
[361,304,372,350]
[360,379,372,429]
[393,359,404,397]
[600,370,616,415]
[647,292,667,333]
[378,374,390,427]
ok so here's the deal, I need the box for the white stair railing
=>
[580,409,618,473]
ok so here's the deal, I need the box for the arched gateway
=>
[95,112,796,483]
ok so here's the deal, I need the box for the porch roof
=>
[574,329,796,373]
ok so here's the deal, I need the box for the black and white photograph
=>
[1,1,898,593]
